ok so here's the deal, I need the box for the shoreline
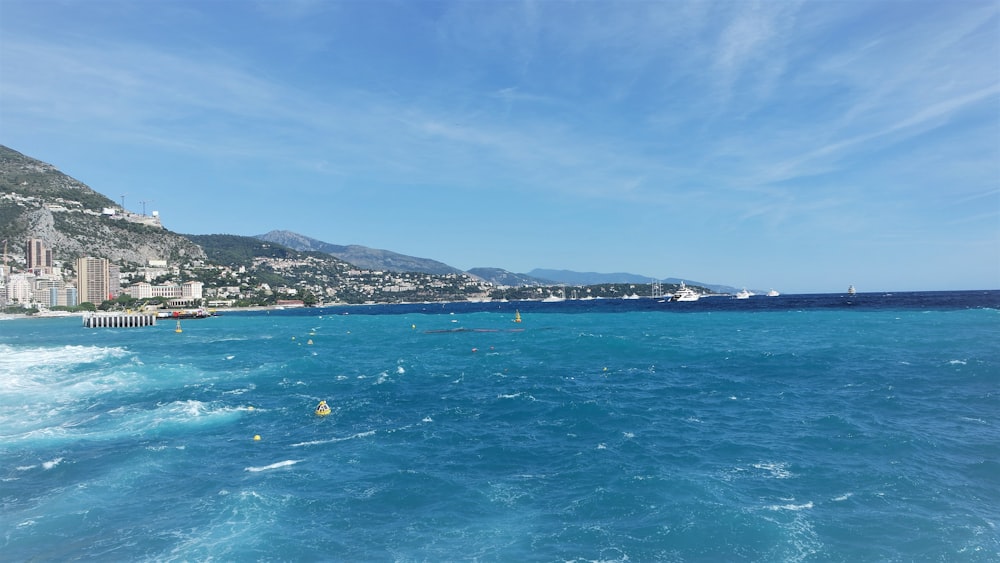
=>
[0,304,296,321]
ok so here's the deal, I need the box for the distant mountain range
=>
[255,230,464,276]
[466,268,555,286]
[527,269,739,294]
[256,231,739,292]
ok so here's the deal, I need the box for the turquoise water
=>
[2,293,999,561]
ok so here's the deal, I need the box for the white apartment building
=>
[6,273,36,304]
[125,280,203,300]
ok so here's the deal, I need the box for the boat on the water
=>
[156,307,216,319]
[848,285,856,295]
[735,288,752,299]
[767,289,780,297]
[670,281,700,302]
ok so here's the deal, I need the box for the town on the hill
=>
[1,236,705,316]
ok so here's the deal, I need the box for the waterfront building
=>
[182,281,203,300]
[76,257,111,305]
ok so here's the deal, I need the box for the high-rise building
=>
[76,257,111,305]
[26,238,55,274]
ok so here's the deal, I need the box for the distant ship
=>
[735,288,752,299]
[766,289,780,297]
[848,285,856,295]
[670,281,700,302]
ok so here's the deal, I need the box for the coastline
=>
[0,304,292,321]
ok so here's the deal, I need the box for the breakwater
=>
[82,312,157,328]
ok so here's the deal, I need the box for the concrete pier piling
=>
[82,312,157,328]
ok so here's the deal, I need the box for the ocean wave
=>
[0,344,130,394]
[245,459,303,472]
[753,462,794,479]
[291,430,376,447]
[766,501,813,511]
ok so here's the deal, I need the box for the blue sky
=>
[2,0,998,293]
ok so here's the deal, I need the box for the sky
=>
[1,0,998,293]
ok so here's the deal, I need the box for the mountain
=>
[256,230,465,276]
[466,267,555,286]
[529,269,739,294]
[184,233,340,268]
[0,145,205,266]
[527,269,657,285]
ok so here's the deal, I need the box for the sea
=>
[2,290,998,562]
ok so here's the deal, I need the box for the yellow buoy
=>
[315,400,331,416]
[175,320,182,333]
[514,310,522,323]
[253,435,261,441]
[247,406,255,411]
[307,339,313,345]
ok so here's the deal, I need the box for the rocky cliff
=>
[0,145,205,266]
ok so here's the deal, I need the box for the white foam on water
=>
[960,416,987,424]
[245,459,303,472]
[0,344,131,397]
[102,400,245,440]
[949,359,967,365]
[41,457,63,470]
[762,509,823,563]
[290,429,376,447]
[766,501,813,511]
[832,492,854,501]
[753,461,794,479]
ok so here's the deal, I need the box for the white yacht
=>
[670,281,700,302]
[848,285,856,295]
[735,288,752,299]
[766,289,780,297]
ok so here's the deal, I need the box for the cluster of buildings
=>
[2,233,540,310]
[1,238,203,310]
